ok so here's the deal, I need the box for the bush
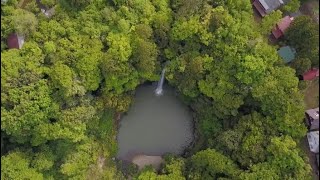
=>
[290,57,311,75]
[281,0,300,13]
[298,80,308,90]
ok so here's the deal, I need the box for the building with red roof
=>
[7,33,24,49]
[272,16,294,39]
[303,68,319,81]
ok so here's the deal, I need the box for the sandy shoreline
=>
[132,155,164,170]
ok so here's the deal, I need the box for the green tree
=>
[69,0,92,8]
[0,10,9,48]
[171,16,201,40]
[281,0,300,13]
[50,62,73,91]
[240,136,311,179]
[1,42,45,94]
[239,162,280,179]
[260,10,282,36]
[0,1,313,179]
[12,9,38,36]
[60,138,99,179]
[106,32,132,62]
[298,80,308,90]
[166,53,210,98]
[1,80,59,145]
[286,16,319,51]
[252,67,307,138]
[131,38,158,80]
[290,57,312,75]
[1,151,44,180]
[285,16,319,67]
[189,96,223,142]
[267,136,312,179]
[188,149,240,179]
[36,20,66,43]
[37,106,97,143]
[151,0,172,49]
[137,155,186,180]
[41,0,56,8]
[24,1,41,14]
[50,62,86,98]
[171,0,206,19]
[31,146,56,172]
[134,24,153,39]
[216,112,278,167]
[75,50,102,91]
[76,56,102,91]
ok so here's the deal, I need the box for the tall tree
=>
[188,149,241,179]
[1,151,44,180]
[290,57,312,75]
[215,112,275,167]
[286,16,319,67]
[281,0,300,13]
[12,9,38,36]
[259,10,282,36]
[252,67,306,138]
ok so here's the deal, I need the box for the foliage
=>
[260,10,282,36]
[290,57,312,75]
[266,136,311,179]
[106,32,132,62]
[41,0,57,8]
[1,79,59,145]
[285,15,319,67]
[239,136,312,179]
[281,0,300,13]
[286,16,319,51]
[1,151,44,180]
[215,112,275,167]
[12,9,38,36]
[1,0,313,179]
[60,138,99,179]
[171,16,201,40]
[137,156,186,179]
[131,31,159,80]
[188,149,241,179]
[25,1,41,14]
[298,80,308,90]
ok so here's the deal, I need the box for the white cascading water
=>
[155,68,165,96]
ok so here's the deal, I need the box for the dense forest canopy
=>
[1,0,316,179]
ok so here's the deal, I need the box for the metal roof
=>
[307,131,319,153]
[306,107,320,120]
[259,0,290,13]
[277,46,296,63]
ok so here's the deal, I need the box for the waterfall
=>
[155,68,166,96]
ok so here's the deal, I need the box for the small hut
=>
[7,33,24,49]
[303,68,319,81]
[271,16,294,39]
[277,46,296,63]
[305,107,319,130]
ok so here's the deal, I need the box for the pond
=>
[117,84,194,161]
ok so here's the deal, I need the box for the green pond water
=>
[117,84,194,160]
